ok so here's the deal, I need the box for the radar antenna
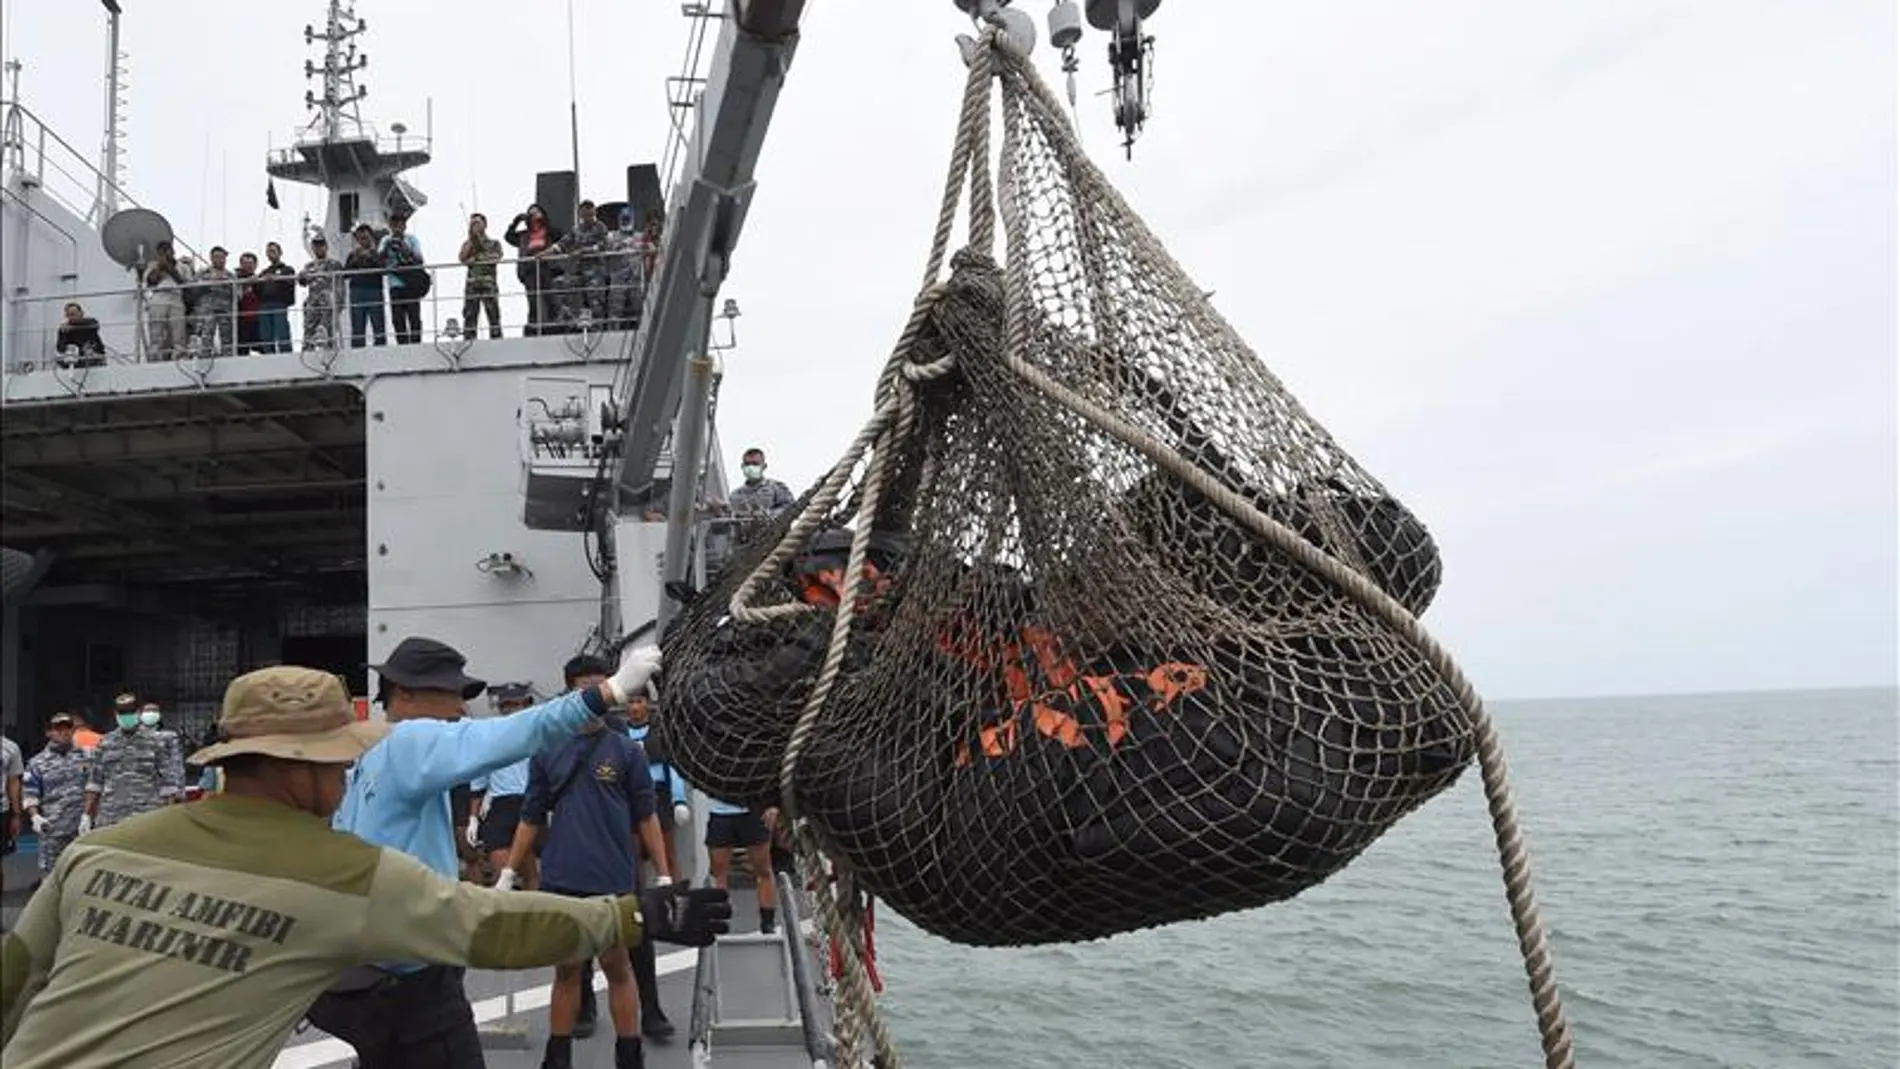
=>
[300,0,372,143]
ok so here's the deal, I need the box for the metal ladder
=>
[689,871,834,1067]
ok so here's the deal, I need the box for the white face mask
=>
[138,709,161,728]
[741,464,765,482]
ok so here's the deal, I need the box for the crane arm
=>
[611,0,806,502]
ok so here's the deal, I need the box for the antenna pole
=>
[92,1,127,226]
[567,0,581,203]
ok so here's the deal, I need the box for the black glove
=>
[639,883,732,947]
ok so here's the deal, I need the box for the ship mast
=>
[87,0,129,227]
[266,0,430,245]
[307,0,369,144]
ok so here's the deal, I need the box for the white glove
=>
[77,813,94,835]
[653,874,673,888]
[464,815,481,849]
[672,802,691,828]
[606,645,663,706]
[495,868,518,891]
[30,813,49,835]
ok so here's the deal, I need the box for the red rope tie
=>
[827,892,883,993]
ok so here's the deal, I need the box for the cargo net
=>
[657,26,1573,1069]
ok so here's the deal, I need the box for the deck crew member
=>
[703,793,782,934]
[466,681,538,887]
[548,199,610,328]
[299,233,343,349]
[1,730,20,858]
[22,712,88,883]
[343,223,389,348]
[505,204,565,337]
[499,699,674,1068]
[534,656,675,1043]
[626,690,690,888]
[190,246,238,355]
[82,694,184,831]
[306,636,663,1069]
[143,241,189,360]
[458,213,505,340]
[602,208,643,330]
[727,447,796,518]
[0,666,730,1069]
[135,701,185,793]
[380,208,428,346]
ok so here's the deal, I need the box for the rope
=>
[986,39,1577,1069]
[719,28,1009,1069]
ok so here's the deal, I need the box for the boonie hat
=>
[370,636,487,700]
[189,666,389,766]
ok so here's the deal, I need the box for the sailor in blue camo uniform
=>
[22,711,89,878]
[726,447,796,518]
[550,200,610,328]
[81,693,185,830]
[602,208,644,331]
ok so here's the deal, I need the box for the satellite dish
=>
[101,208,174,269]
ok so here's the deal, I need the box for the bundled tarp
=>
[657,34,1476,948]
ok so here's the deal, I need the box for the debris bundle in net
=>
[657,35,1476,948]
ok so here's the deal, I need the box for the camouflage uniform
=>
[553,219,610,326]
[602,228,643,330]
[23,743,89,875]
[299,256,343,350]
[460,235,504,339]
[84,726,184,828]
[728,477,796,518]
[190,266,238,354]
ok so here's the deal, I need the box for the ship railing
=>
[0,99,205,263]
[2,251,660,376]
[265,126,435,170]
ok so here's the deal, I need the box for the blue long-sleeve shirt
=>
[332,688,599,971]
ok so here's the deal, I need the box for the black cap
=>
[48,711,75,727]
[491,681,534,704]
[370,637,487,700]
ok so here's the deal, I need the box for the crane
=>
[606,0,1164,627]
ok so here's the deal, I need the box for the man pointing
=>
[0,665,729,1069]
[307,636,665,1068]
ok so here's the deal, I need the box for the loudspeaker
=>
[535,171,579,230]
[626,164,665,229]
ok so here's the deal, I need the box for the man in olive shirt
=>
[0,666,729,1069]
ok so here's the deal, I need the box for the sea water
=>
[875,688,1899,1068]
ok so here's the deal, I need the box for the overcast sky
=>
[6,0,1894,700]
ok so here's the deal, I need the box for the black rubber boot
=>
[614,1036,646,1069]
[631,936,672,1040]
[541,1035,574,1069]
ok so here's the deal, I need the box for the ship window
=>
[339,193,359,233]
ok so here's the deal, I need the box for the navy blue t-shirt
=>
[521,729,658,895]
